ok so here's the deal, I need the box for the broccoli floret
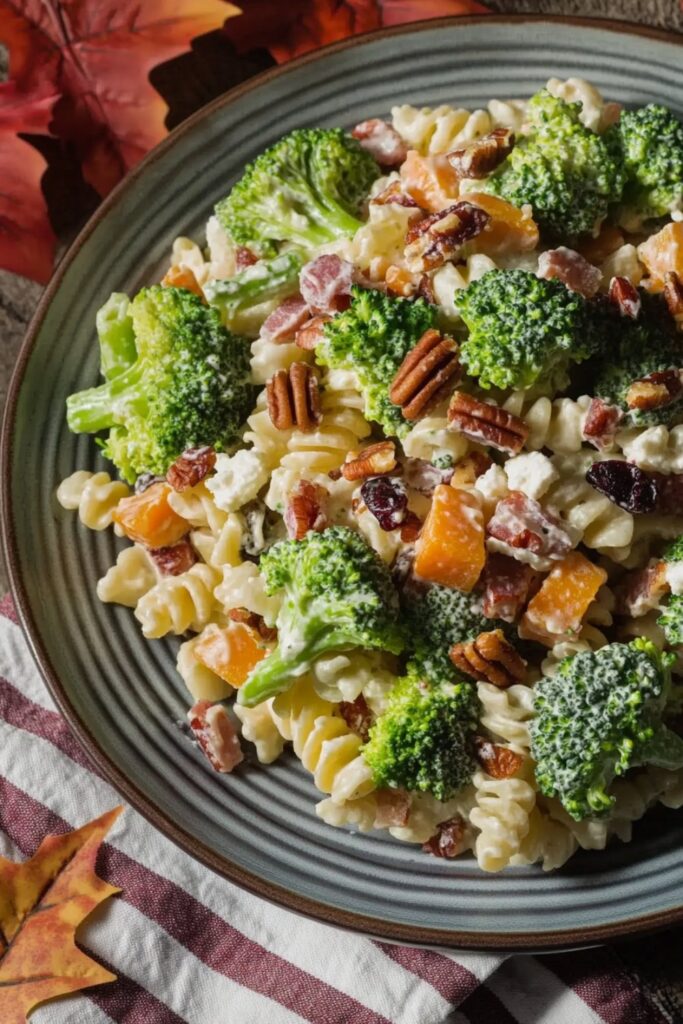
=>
[531,639,683,820]
[362,671,479,801]
[237,526,404,707]
[95,293,137,380]
[203,251,302,333]
[592,291,683,427]
[608,104,683,224]
[656,536,683,644]
[481,89,624,240]
[316,286,436,437]
[215,128,379,257]
[402,582,509,686]
[66,286,255,483]
[456,269,600,393]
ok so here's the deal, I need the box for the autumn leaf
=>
[224,0,490,64]
[0,806,123,1024]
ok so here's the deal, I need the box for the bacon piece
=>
[299,255,354,315]
[260,296,311,343]
[582,397,623,451]
[375,788,412,829]
[338,694,373,742]
[402,457,454,495]
[166,446,216,491]
[537,247,602,298]
[486,491,578,571]
[422,816,466,858]
[615,559,668,617]
[284,480,328,540]
[187,701,243,773]
[149,538,197,576]
[474,737,524,780]
[352,118,408,167]
[235,246,258,270]
[480,553,538,623]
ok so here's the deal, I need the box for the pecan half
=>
[339,694,373,742]
[446,127,515,179]
[447,391,528,454]
[664,271,683,329]
[371,179,421,208]
[450,628,527,688]
[341,440,397,481]
[473,737,524,780]
[389,329,460,420]
[450,451,493,488]
[582,397,623,451]
[166,446,216,491]
[266,363,321,431]
[295,314,331,350]
[404,202,490,273]
[422,816,466,858]
[608,276,641,319]
[626,369,683,412]
[284,480,328,540]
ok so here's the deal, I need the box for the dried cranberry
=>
[422,816,466,858]
[360,476,408,531]
[586,460,659,514]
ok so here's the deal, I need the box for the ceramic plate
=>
[4,16,683,951]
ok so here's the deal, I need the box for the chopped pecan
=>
[187,701,243,773]
[614,559,668,617]
[473,737,524,780]
[295,314,331,350]
[422,816,466,858]
[266,363,321,431]
[487,491,578,570]
[399,511,423,542]
[375,788,412,829]
[284,480,328,540]
[417,273,436,305]
[389,328,460,420]
[360,476,408,530]
[450,628,527,688]
[135,472,165,494]
[338,694,373,742]
[447,391,528,454]
[228,607,277,643]
[480,553,538,623]
[404,202,490,273]
[626,370,683,412]
[371,179,421,208]
[450,451,493,488]
[608,276,641,319]
[582,397,623,451]
[664,271,683,329]
[149,539,197,576]
[341,440,397,481]
[446,127,515,179]
[537,246,602,298]
[352,119,408,167]
[166,446,216,491]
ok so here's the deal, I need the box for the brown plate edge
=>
[3,13,683,953]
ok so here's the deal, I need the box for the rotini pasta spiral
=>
[96,545,157,608]
[190,514,244,570]
[617,424,683,475]
[502,393,591,454]
[511,806,578,871]
[57,471,130,530]
[391,104,493,155]
[477,682,535,751]
[134,563,220,638]
[234,699,285,764]
[544,451,634,557]
[250,336,308,386]
[401,398,469,465]
[214,562,282,624]
[470,760,537,872]
[310,650,397,705]
[316,794,379,833]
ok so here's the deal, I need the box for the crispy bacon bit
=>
[422,816,466,858]
[450,629,527,688]
[266,363,321,431]
[582,397,623,451]
[228,607,277,643]
[537,247,602,298]
[371,179,420,208]
[402,457,454,495]
[480,553,538,623]
[446,127,515,179]
[235,246,258,270]
[260,296,311,343]
[389,328,460,420]
[338,694,373,742]
[149,538,197,576]
[615,559,668,617]
[626,370,683,412]
[187,701,243,773]
[166,446,216,491]
[404,202,490,273]
[400,511,423,543]
[447,391,528,455]
[299,254,354,315]
[360,476,408,531]
[450,451,493,489]
[352,119,408,167]
[664,271,683,328]
[487,491,577,570]
[375,788,412,829]
[609,276,642,319]
[473,737,524,780]
[295,314,331,350]
[284,480,328,540]
[341,441,397,481]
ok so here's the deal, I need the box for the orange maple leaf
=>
[0,806,123,1024]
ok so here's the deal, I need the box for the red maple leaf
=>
[225,0,490,64]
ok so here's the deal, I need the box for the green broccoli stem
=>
[96,293,137,380]
[203,251,302,319]
[639,726,683,770]
[66,361,145,433]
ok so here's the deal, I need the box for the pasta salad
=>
[58,77,683,872]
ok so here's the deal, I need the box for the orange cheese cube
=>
[465,192,539,256]
[519,551,607,647]
[414,485,485,592]
[638,221,683,291]
[385,265,416,297]
[400,150,461,212]
[193,622,269,687]
[161,265,204,297]
[113,482,189,549]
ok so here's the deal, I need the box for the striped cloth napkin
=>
[0,595,668,1024]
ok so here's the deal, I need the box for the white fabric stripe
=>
[486,956,602,1024]
[442,948,509,983]
[0,617,494,1023]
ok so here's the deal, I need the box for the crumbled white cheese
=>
[618,425,683,474]
[207,449,269,512]
[504,451,559,500]
[474,464,509,510]
[666,561,683,596]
